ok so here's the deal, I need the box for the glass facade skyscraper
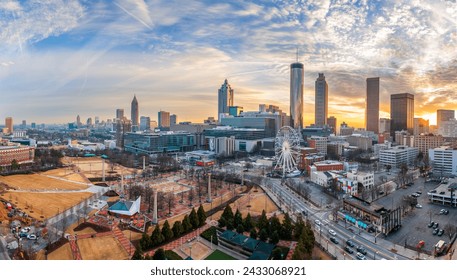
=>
[315,73,328,127]
[290,62,304,129]
[366,77,380,133]
[390,93,414,135]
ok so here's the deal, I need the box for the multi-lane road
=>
[243,172,410,260]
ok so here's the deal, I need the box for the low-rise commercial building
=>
[379,145,418,167]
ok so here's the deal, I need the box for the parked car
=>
[416,204,422,208]
[356,252,367,260]
[416,191,422,194]
[27,234,37,240]
[328,229,337,236]
[433,223,439,229]
[438,229,444,236]
[330,237,339,244]
[428,221,435,228]
[19,232,28,238]
[356,245,367,255]
[430,190,437,193]
[315,219,322,226]
[344,246,354,254]
[433,228,439,235]
[346,239,355,247]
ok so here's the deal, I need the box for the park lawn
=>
[204,249,236,260]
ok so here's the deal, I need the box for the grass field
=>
[204,249,236,260]
[1,191,93,220]
[42,169,89,184]
[0,174,88,191]
[78,235,129,260]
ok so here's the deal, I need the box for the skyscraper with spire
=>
[131,95,139,131]
[218,79,234,121]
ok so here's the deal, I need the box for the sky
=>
[0,0,456,127]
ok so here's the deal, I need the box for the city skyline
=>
[1,0,456,126]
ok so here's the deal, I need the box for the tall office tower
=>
[95,116,100,124]
[131,95,139,131]
[437,109,455,128]
[314,73,328,127]
[76,115,81,127]
[116,109,124,120]
[327,116,337,134]
[413,118,429,135]
[116,119,132,148]
[290,61,304,129]
[21,120,26,129]
[87,117,93,126]
[390,93,414,135]
[5,117,13,134]
[379,118,391,133]
[217,79,234,121]
[140,116,151,131]
[170,114,177,125]
[158,111,170,128]
[366,77,380,133]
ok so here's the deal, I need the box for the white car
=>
[27,234,37,240]
[315,219,322,226]
[416,204,422,208]
[329,229,337,236]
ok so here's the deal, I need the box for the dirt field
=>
[0,174,88,191]
[78,235,129,260]
[47,243,73,260]
[180,240,212,260]
[63,157,136,179]
[42,169,89,184]
[0,191,93,220]
[0,204,8,221]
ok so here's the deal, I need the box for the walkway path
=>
[145,223,211,257]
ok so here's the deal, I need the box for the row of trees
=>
[138,205,207,252]
[218,205,301,245]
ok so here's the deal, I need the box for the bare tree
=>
[166,192,175,215]
[444,223,457,241]
[157,191,165,211]
[187,188,195,207]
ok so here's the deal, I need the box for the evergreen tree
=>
[153,248,166,260]
[270,231,279,244]
[182,215,192,233]
[172,221,183,238]
[268,214,282,237]
[302,222,315,256]
[151,225,164,246]
[218,216,227,228]
[139,233,151,250]
[132,245,144,260]
[226,218,235,231]
[259,228,268,242]
[197,205,207,226]
[243,213,254,232]
[189,208,199,229]
[234,209,243,227]
[257,210,268,231]
[293,216,305,240]
[236,224,245,234]
[249,228,258,239]
[161,220,174,241]
[221,205,234,222]
[280,213,294,240]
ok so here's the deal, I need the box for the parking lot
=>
[376,176,457,254]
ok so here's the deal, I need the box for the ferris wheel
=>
[274,126,301,177]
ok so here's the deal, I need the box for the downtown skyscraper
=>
[314,73,328,127]
[131,95,139,131]
[366,77,380,133]
[290,61,304,129]
[437,109,455,128]
[391,93,414,135]
[217,79,234,121]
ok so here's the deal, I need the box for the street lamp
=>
[374,250,379,260]
[326,240,329,251]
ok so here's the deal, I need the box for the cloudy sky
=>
[0,0,456,127]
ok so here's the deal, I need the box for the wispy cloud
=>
[0,0,456,126]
